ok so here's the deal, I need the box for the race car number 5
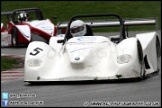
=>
[30,47,43,56]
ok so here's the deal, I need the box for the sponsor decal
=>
[77,37,96,41]
[24,34,30,39]
[41,26,52,30]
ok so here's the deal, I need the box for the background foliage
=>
[1,1,161,30]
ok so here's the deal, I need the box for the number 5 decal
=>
[30,47,43,56]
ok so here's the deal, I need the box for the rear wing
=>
[1,11,13,16]
[1,11,13,21]
[57,18,157,29]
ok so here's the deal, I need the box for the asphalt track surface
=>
[1,31,161,107]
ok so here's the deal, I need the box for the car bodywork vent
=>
[144,55,150,69]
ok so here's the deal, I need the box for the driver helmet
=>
[70,20,87,37]
[18,12,28,22]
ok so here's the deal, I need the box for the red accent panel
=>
[17,30,29,44]
[1,25,5,32]
[53,26,57,36]
[61,28,67,34]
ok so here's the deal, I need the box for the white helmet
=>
[70,20,87,37]
[18,12,28,22]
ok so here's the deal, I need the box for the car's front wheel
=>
[12,27,18,47]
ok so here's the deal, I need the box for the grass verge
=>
[1,56,24,71]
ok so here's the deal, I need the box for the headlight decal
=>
[27,59,42,67]
[117,54,132,64]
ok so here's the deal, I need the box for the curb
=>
[1,54,25,59]
[1,54,24,82]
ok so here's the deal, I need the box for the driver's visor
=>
[70,26,84,33]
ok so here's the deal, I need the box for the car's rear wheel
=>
[137,41,145,80]
[12,27,18,47]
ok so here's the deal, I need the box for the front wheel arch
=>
[137,40,145,80]
[156,35,161,58]
[156,35,161,72]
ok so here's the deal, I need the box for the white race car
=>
[24,13,161,83]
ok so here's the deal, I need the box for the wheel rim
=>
[141,60,145,79]
[12,35,16,46]
[12,28,17,46]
